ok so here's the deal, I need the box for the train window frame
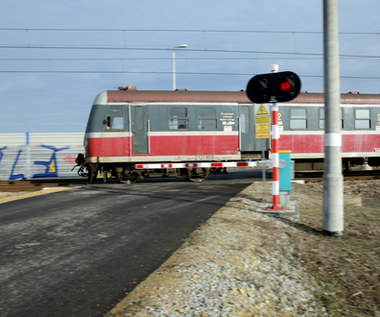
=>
[198,107,217,130]
[168,107,189,130]
[319,108,344,129]
[354,108,371,129]
[290,108,307,130]
[105,107,125,130]
[319,109,324,129]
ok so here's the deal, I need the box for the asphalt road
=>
[0,170,264,317]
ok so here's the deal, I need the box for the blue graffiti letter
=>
[10,149,26,180]
[33,145,69,178]
[0,146,8,164]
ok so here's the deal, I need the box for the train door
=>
[239,104,270,152]
[131,105,148,154]
[238,105,254,151]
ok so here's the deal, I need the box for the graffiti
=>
[10,149,26,180]
[33,145,70,178]
[0,144,78,180]
[0,132,84,180]
[63,155,77,165]
[0,146,8,162]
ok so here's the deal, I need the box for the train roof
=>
[96,88,380,105]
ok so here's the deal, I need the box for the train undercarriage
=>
[74,155,226,183]
[293,156,380,172]
[85,163,225,183]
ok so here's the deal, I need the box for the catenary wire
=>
[0,27,378,35]
[0,44,378,59]
[0,69,378,80]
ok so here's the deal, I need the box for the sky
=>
[0,0,379,133]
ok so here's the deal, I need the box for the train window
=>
[198,108,217,130]
[109,108,124,130]
[290,108,307,129]
[319,109,324,129]
[239,106,249,134]
[319,108,344,129]
[169,107,189,129]
[355,109,371,129]
[135,107,144,131]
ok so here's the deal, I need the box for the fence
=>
[0,133,85,180]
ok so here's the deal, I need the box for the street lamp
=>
[172,44,188,90]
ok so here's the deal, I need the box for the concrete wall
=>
[0,133,85,180]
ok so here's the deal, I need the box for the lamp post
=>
[172,44,188,90]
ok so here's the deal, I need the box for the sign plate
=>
[256,105,268,115]
[255,115,270,124]
[256,123,270,139]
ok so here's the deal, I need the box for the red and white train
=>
[76,87,380,182]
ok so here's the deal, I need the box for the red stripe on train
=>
[279,134,379,154]
[86,135,239,157]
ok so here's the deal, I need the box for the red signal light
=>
[279,79,292,93]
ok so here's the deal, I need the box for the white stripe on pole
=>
[324,133,342,147]
[272,153,280,168]
[272,181,280,195]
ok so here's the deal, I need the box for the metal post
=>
[172,51,176,90]
[26,131,31,180]
[261,150,266,193]
[323,0,344,236]
[271,103,280,210]
[171,44,188,91]
[270,64,280,210]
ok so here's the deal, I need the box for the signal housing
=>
[246,71,301,103]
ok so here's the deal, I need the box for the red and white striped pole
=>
[271,103,281,210]
[269,64,281,210]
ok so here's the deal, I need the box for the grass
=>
[285,182,380,317]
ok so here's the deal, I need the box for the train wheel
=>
[120,177,137,184]
[185,168,210,182]
[102,171,112,183]
[188,177,204,183]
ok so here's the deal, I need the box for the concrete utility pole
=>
[323,0,344,236]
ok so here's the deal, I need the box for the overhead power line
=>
[0,57,326,62]
[0,55,368,61]
[0,44,378,59]
[0,27,378,35]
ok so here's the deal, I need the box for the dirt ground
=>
[288,180,380,317]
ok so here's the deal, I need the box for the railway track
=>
[295,169,380,183]
[0,179,86,192]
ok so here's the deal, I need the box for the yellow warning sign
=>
[256,123,270,139]
[256,105,268,115]
[255,115,270,124]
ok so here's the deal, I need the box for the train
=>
[75,86,380,182]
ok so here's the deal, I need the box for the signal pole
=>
[270,64,280,210]
[323,0,344,236]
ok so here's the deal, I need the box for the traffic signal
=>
[246,71,301,103]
